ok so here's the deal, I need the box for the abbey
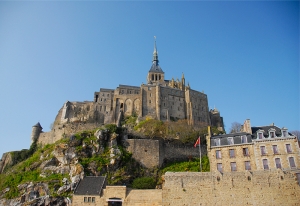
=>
[60,39,224,130]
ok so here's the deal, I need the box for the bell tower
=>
[147,36,165,84]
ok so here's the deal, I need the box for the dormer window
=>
[268,128,276,138]
[281,127,288,137]
[257,129,264,139]
[214,139,220,146]
[227,137,234,145]
[241,135,247,143]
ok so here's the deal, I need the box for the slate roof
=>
[251,125,282,139]
[32,122,42,129]
[149,63,164,73]
[74,176,106,195]
[211,132,252,146]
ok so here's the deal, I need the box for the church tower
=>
[147,37,165,84]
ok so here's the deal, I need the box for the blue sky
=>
[0,1,299,156]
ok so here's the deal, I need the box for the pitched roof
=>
[149,63,164,73]
[74,176,106,195]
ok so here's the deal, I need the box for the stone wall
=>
[0,152,12,173]
[164,143,206,162]
[125,139,207,168]
[162,170,300,205]
[125,139,163,168]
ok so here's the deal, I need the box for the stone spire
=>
[152,36,159,65]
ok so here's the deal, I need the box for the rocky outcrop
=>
[0,153,12,173]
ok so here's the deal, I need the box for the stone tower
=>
[31,122,43,143]
[147,37,165,84]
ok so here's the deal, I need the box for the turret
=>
[31,122,42,143]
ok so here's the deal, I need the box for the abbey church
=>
[59,39,224,131]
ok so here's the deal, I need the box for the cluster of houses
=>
[72,119,300,206]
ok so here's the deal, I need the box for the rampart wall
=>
[162,170,300,205]
[125,139,207,168]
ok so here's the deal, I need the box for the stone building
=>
[207,119,300,173]
[60,39,224,128]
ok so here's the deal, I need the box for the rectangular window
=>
[289,157,296,168]
[217,163,223,173]
[243,148,249,156]
[227,137,234,145]
[150,93,152,97]
[216,150,221,159]
[92,197,95,203]
[231,162,237,171]
[260,146,266,155]
[258,133,263,139]
[263,159,269,170]
[270,131,275,138]
[107,94,109,97]
[229,149,235,158]
[275,158,281,169]
[88,197,91,202]
[296,173,300,186]
[148,87,151,90]
[214,139,220,146]
[104,106,106,111]
[241,135,247,143]
[286,144,292,153]
[84,197,87,202]
[272,145,279,154]
[245,161,251,170]
[149,100,151,103]
[283,130,287,137]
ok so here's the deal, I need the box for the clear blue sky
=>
[0,1,299,156]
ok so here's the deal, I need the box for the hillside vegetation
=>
[0,119,215,204]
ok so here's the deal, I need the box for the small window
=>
[243,148,249,156]
[286,144,292,153]
[260,146,266,155]
[92,197,95,203]
[273,145,279,154]
[275,158,281,169]
[231,162,237,171]
[214,139,220,146]
[289,157,296,168]
[229,149,235,158]
[241,135,247,143]
[121,90,124,94]
[150,93,152,97]
[100,106,102,111]
[88,197,91,202]
[149,100,151,104]
[84,197,87,202]
[282,130,287,137]
[100,98,102,101]
[245,161,251,170]
[163,103,165,106]
[148,87,152,91]
[227,137,234,145]
[107,94,109,97]
[263,159,269,170]
[216,150,221,159]
[270,131,275,138]
[258,132,263,139]
[217,163,223,173]
[129,91,132,94]
[104,106,106,111]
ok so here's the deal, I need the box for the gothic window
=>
[149,100,151,104]
[104,106,106,111]
[286,144,292,153]
[150,93,152,97]
[275,158,281,169]
[95,95,98,102]
[100,106,102,111]
[159,74,161,80]
[231,162,237,171]
[263,159,269,170]
[100,98,102,102]
[245,161,251,170]
[152,74,154,80]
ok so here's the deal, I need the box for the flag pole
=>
[199,137,202,172]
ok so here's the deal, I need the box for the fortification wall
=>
[162,170,300,205]
[125,139,163,168]
[164,143,206,162]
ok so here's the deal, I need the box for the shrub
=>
[132,177,156,189]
